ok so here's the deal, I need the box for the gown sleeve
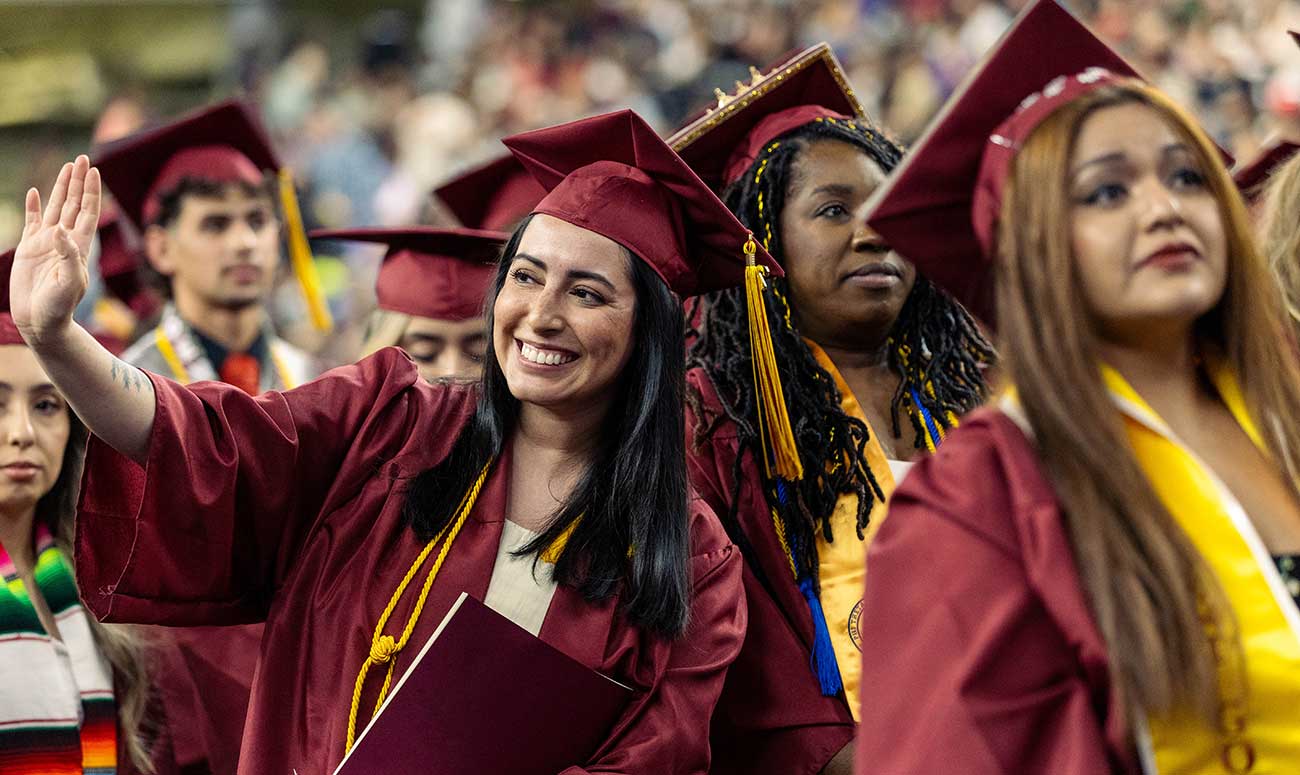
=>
[560,503,748,775]
[74,348,438,627]
[853,411,1124,775]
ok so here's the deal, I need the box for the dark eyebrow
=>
[403,333,445,345]
[1072,143,1192,178]
[0,383,55,395]
[809,183,855,198]
[512,254,616,292]
[1072,151,1126,177]
[565,269,616,292]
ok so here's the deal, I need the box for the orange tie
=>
[220,352,261,395]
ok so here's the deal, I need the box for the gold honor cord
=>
[743,234,803,481]
[345,460,493,753]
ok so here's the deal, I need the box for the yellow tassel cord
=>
[344,461,492,753]
[277,168,334,333]
[540,518,578,564]
[744,234,803,481]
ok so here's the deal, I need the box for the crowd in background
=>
[8,0,1300,362]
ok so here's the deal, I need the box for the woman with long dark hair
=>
[669,46,993,775]
[9,109,770,774]
[0,251,170,774]
[855,1,1300,771]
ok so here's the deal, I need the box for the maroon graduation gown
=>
[74,347,746,775]
[854,407,1139,774]
[145,623,257,774]
[684,368,855,775]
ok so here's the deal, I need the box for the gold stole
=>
[805,340,897,722]
[1102,365,1300,774]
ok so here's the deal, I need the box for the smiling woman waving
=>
[7,109,771,775]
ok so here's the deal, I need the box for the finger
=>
[54,227,84,268]
[24,188,42,234]
[60,156,89,231]
[42,162,73,227]
[71,167,102,250]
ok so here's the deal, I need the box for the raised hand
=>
[11,155,100,345]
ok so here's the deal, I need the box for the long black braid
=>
[686,116,995,590]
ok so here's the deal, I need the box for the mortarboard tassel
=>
[800,576,844,697]
[744,235,803,481]
[278,168,334,333]
[776,482,842,697]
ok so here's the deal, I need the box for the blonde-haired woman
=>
[1253,147,1300,333]
[0,254,171,774]
[317,227,506,382]
[852,1,1300,772]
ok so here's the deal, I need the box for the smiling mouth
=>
[518,340,578,366]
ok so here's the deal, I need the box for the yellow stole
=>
[1102,365,1300,774]
[806,340,897,722]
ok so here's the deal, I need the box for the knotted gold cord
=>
[344,460,492,753]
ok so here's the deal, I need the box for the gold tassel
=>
[278,168,334,333]
[744,234,803,481]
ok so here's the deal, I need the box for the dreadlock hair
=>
[686,116,994,591]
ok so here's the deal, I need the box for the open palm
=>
[11,155,99,343]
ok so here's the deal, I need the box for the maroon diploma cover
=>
[334,592,631,774]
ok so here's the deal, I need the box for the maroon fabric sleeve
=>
[561,503,747,775]
[75,348,425,627]
[854,409,1137,775]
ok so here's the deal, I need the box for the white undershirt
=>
[886,458,915,485]
[482,520,560,636]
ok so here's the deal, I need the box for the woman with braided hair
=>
[669,46,993,775]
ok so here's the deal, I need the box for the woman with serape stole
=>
[856,0,1300,771]
[0,249,174,774]
[670,43,993,775]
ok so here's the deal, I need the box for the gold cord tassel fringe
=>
[744,235,803,481]
[278,168,334,333]
[345,461,492,754]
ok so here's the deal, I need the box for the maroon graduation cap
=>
[95,205,161,320]
[434,154,548,232]
[506,110,802,480]
[861,0,1146,324]
[668,43,866,193]
[310,227,506,321]
[1233,137,1300,201]
[92,100,279,233]
[503,109,781,297]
